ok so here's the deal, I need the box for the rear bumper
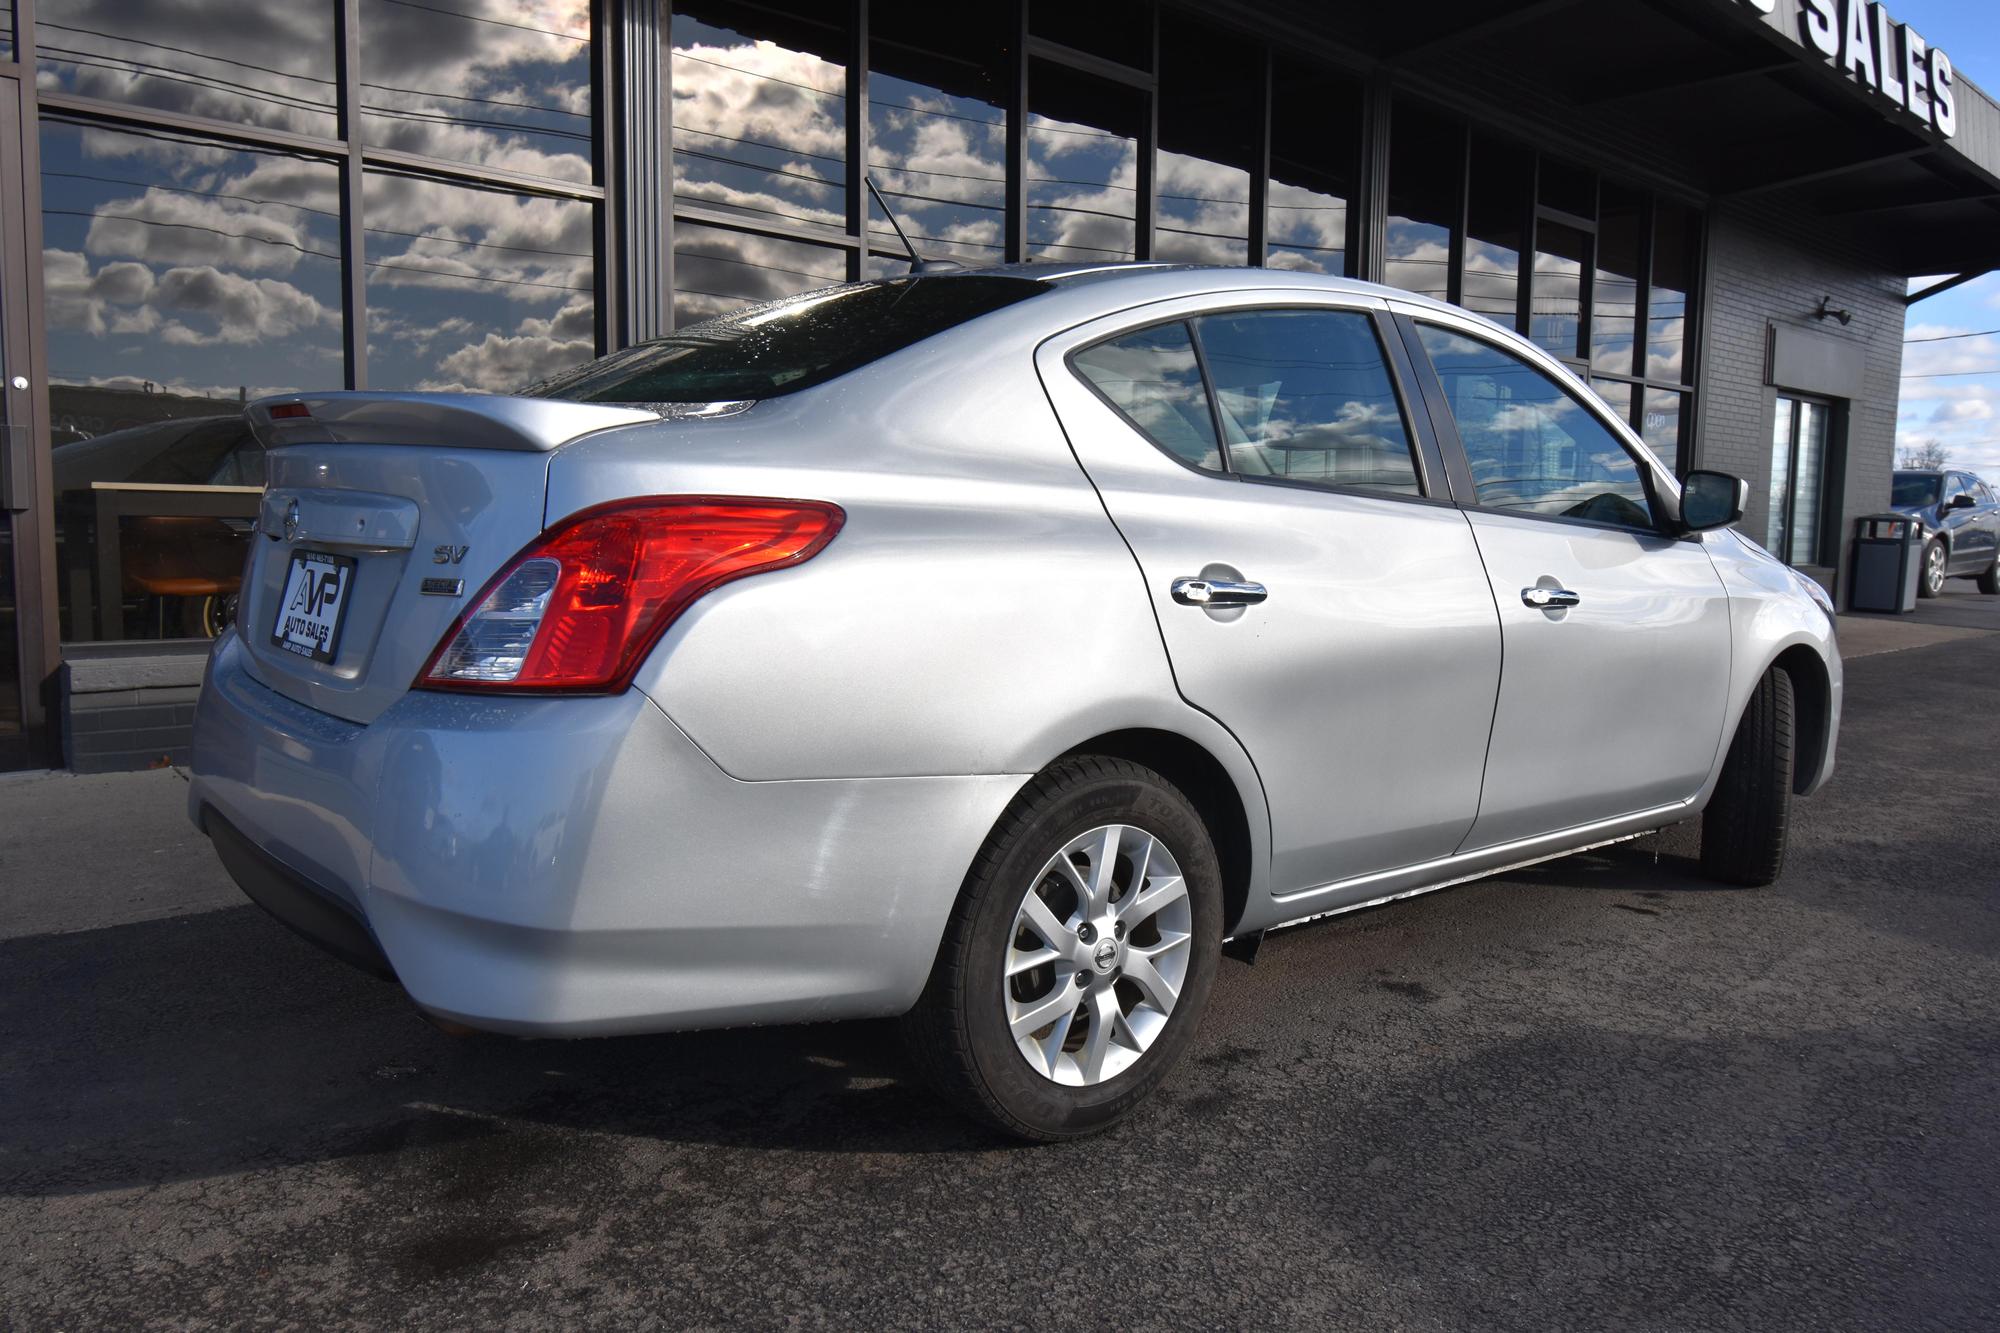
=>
[190,632,1025,1035]
[203,808,396,980]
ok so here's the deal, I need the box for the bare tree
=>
[1900,439,1951,470]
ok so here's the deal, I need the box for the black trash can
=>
[1849,514,1922,613]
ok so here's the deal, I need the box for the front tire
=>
[902,756,1223,1141]
[1920,539,1947,597]
[1700,667,1795,887]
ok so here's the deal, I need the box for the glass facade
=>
[0,0,1729,765]
[22,2,604,648]
[1267,59,1357,278]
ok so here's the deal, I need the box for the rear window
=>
[1892,473,1941,506]
[523,275,1047,404]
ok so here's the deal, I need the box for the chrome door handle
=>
[1521,586,1581,609]
[1172,576,1267,607]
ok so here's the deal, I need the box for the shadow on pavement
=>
[0,828,1743,1200]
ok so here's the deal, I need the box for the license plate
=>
[271,551,356,663]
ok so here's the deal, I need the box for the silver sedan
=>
[190,263,1841,1139]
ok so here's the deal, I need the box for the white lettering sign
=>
[1742,0,1956,137]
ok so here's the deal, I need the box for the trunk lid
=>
[235,392,659,724]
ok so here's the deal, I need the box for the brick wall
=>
[1696,196,1908,601]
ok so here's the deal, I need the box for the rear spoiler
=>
[245,391,660,453]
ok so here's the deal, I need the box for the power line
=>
[1905,328,2000,343]
[1901,368,2000,378]
[375,0,589,42]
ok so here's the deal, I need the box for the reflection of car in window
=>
[52,415,264,640]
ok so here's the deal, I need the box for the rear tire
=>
[1919,539,1947,598]
[1978,554,1999,596]
[1700,667,1795,888]
[902,755,1223,1141]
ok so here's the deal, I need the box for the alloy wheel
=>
[1927,542,1947,595]
[1003,823,1192,1087]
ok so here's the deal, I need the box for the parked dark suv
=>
[1892,469,2000,598]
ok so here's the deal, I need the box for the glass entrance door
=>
[1768,395,1831,567]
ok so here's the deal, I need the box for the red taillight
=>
[267,402,311,419]
[418,496,844,694]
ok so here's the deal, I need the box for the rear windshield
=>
[1892,472,1941,506]
[523,275,1047,404]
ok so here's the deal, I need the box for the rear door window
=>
[1071,322,1221,471]
[1193,310,1420,495]
[1072,306,1423,496]
[1416,323,1655,530]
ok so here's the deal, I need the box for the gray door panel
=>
[1036,295,1503,896]
[1455,513,1733,850]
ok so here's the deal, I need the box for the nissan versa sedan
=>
[189,263,1841,1140]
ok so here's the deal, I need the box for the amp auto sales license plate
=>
[272,551,356,664]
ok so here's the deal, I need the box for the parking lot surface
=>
[3,634,1997,1330]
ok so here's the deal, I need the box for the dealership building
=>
[0,0,1997,770]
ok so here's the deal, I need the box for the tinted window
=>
[1419,324,1653,529]
[1194,310,1419,495]
[528,276,1044,403]
[1893,473,1941,506]
[1072,322,1220,471]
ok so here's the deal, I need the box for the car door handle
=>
[1172,576,1267,607]
[1521,586,1581,609]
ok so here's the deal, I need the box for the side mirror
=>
[1680,469,1748,533]
[1949,493,1977,510]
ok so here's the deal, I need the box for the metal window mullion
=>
[1447,121,1468,308]
[1248,46,1270,269]
[5,0,65,756]
[1356,71,1389,285]
[1006,0,1027,262]
[1134,10,1156,262]
[846,0,867,281]
[336,0,366,390]
[1517,153,1536,338]
[672,201,864,250]
[659,0,676,331]
[34,90,345,158]
[1631,193,1655,428]
[589,0,618,352]
[617,0,669,341]
[359,145,603,201]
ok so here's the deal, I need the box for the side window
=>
[1071,322,1221,471]
[1417,324,1655,529]
[1192,310,1421,495]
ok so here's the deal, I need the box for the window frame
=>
[1397,311,1676,540]
[1063,299,1450,505]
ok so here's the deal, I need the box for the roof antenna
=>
[865,174,962,275]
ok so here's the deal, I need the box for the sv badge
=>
[432,544,470,565]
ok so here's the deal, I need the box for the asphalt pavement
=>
[3,633,1997,1330]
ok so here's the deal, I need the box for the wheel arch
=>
[1771,644,1832,796]
[1055,728,1257,937]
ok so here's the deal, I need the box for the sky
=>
[1893,0,2000,476]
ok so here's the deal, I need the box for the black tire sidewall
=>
[957,766,1222,1137]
